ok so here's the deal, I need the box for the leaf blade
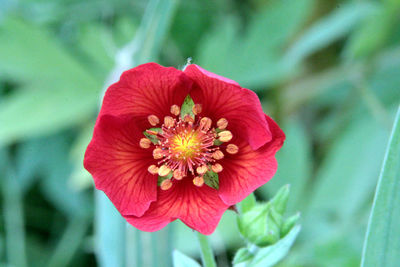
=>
[361,106,400,267]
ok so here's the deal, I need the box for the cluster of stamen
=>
[139,103,239,190]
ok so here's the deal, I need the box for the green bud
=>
[237,203,283,247]
[270,184,290,214]
[281,212,301,237]
[232,247,254,264]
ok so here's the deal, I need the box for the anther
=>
[226,144,239,154]
[183,114,194,124]
[139,138,151,149]
[212,150,224,160]
[173,169,184,180]
[193,176,204,187]
[158,165,171,177]
[192,104,202,115]
[153,148,164,159]
[164,116,175,128]
[199,117,212,131]
[147,165,159,175]
[170,105,180,116]
[218,130,233,142]
[196,165,208,175]
[148,115,159,126]
[211,163,223,173]
[160,179,173,190]
[146,129,159,135]
[217,118,228,130]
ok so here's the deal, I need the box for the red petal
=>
[124,178,229,235]
[99,63,193,120]
[184,64,271,150]
[217,115,285,205]
[84,114,157,217]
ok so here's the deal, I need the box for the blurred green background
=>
[1,0,399,266]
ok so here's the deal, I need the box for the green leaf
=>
[158,173,173,186]
[233,247,254,264]
[281,213,301,237]
[173,250,201,267]
[361,106,400,267]
[238,193,257,214]
[203,170,219,190]
[248,225,301,267]
[180,95,195,119]
[284,2,377,65]
[197,0,314,88]
[270,184,290,215]
[143,127,162,144]
[345,7,395,59]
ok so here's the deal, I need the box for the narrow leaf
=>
[361,106,400,267]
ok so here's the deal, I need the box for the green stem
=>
[196,232,217,267]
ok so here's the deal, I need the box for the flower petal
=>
[100,63,193,120]
[217,115,285,205]
[84,114,157,217]
[184,64,271,150]
[124,178,229,235]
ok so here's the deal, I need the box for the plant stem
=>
[196,232,217,267]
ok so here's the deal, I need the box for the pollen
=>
[153,148,164,159]
[148,115,159,126]
[142,101,238,189]
[160,179,173,190]
[196,165,208,175]
[226,144,239,154]
[170,104,180,116]
[212,150,224,160]
[192,104,202,115]
[193,176,204,187]
[218,130,233,142]
[211,163,223,173]
[139,138,151,149]
[158,165,171,176]
[164,116,175,128]
[217,118,228,130]
[147,165,159,175]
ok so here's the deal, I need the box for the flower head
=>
[84,63,285,235]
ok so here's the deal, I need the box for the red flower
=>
[84,63,285,235]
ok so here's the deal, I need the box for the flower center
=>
[139,101,239,190]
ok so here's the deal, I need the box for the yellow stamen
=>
[192,104,202,115]
[218,130,233,142]
[148,115,159,126]
[164,116,175,128]
[153,148,164,159]
[196,165,208,175]
[211,163,223,173]
[226,144,239,154]
[160,179,173,190]
[158,165,171,176]
[212,150,224,160]
[139,138,151,149]
[193,176,204,187]
[170,105,180,116]
[147,165,159,175]
[217,118,228,130]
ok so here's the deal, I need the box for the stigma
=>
[140,102,239,190]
